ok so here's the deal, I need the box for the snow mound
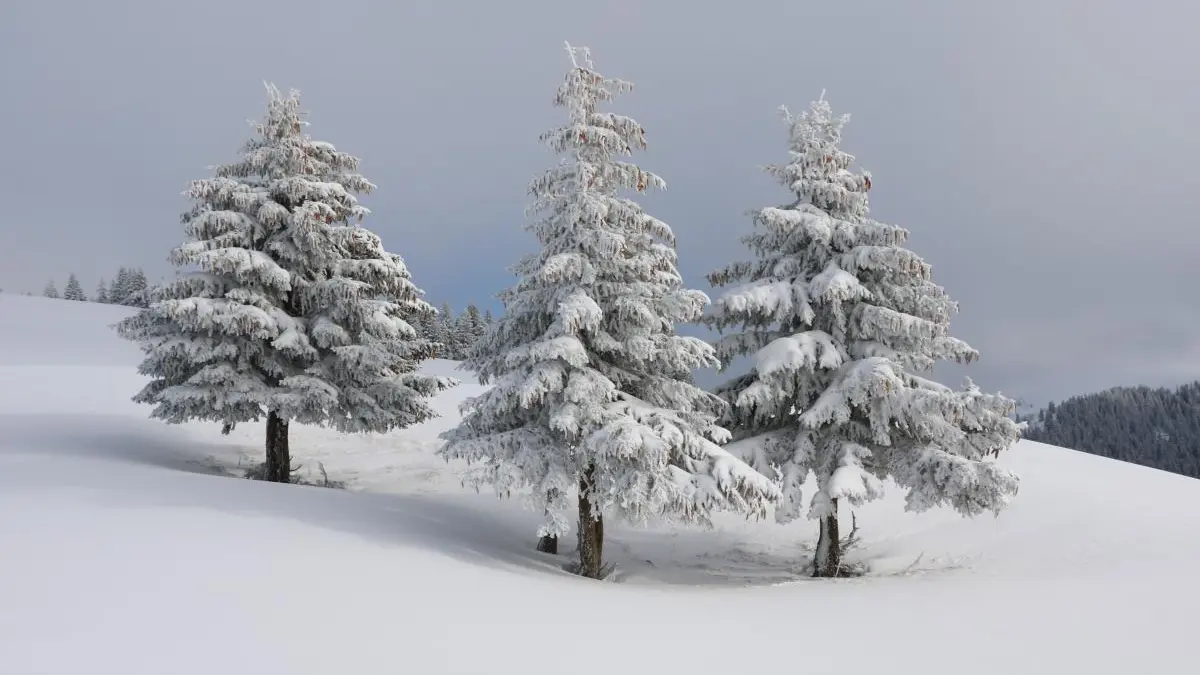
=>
[0,295,1197,674]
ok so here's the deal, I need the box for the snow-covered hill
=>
[1,293,1196,674]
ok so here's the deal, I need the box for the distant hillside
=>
[1019,383,1200,478]
[0,293,138,366]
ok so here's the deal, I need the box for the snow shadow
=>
[17,439,811,586]
[0,413,235,477]
[0,412,827,587]
[3,441,563,578]
[601,526,812,586]
[104,471,815,586]
[92,474,568,578]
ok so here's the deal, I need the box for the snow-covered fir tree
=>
[440,44,778,579]
[117,84,453,483]
[445,305,473,359]
[434,301,455,357]
[95,278,110,304]
[43,280,59,299]
[706,95,1021,577]
[459,303,486,356]
[110,267,130,305]
[121,268,149,307]
[451,307,471,354]
[63,273,87,301]
[409,303,435,349]
[411,301,494,359]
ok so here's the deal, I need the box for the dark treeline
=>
[1019,383,1200,478]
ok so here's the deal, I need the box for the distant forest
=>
[1018,383,1200,479]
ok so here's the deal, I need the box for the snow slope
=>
[1,293,1197,674]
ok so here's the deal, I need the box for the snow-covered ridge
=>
[0,294,1197,674]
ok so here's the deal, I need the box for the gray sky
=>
[2,0,1197,407]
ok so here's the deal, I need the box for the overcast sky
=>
[2,0,1197,407]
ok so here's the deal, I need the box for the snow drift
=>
[0,293,1196,674]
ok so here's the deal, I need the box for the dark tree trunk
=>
[536,488,560,554]
[536,534,558,554]
[265,410,291,483]
[576,464,604,579]
[813,497,841,577]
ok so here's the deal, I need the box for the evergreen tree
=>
[450,305,482,359]
[1023,384,1200,478]
[118,84,453,483]
[448,313,467,358]
[409,299,436,347]
[63,273,87,301]
[440,44,777,579]
[706,95,1020,577]
[462,303,486,352]
[43,280,59,299]
[434,301,455,357]
[122,268,149,307]
[95,278,110,304]
[110,267,131,305]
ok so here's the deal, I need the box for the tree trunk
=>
[536,534,558,554]
[536,488,559,554]
[576,464,604,579]
[265,411,291,483]
[812,497,841,578]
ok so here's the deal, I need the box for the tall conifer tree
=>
[440,45,777,578]
[63,274,87,301]
[707,96,1021,576]
[118,84,452,482]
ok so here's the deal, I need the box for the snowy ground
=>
[1,292,1197,674]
